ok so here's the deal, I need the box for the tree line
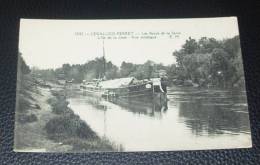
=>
[30,58,170,83]
[21,35,245,89]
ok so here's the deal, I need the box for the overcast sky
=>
[19,17,240,69]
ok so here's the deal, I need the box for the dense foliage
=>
[29,35,245,88]
[31,58,168,83]
[173,36,245,88]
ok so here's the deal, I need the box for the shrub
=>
[52,99,69,114]
[47,96,69,114]
[45,114,97,141]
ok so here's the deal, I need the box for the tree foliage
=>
[28,35,245,89]
[173,36,245,88]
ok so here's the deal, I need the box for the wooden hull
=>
[102,83,154,99]
[80,80,167,105]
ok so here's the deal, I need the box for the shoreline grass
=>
[45,88,121,152]
[15,75,121,152]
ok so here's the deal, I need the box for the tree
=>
[172,35,245,88]
[223,36,240,59]
[62,64,71,79]
[166,64,177,79]
[105,61,119,79]
[143,60,155,79]
[197,37,221,53]
[182,37,199,54]
[120,61,136,77]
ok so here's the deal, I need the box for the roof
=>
[99,77,135,89]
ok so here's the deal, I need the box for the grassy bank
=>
[46,89,120,152]
[14,75,121,152]
[14,75,73,152]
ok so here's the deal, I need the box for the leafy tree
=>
[166,64,177,79]
[197,37,221,53]
[210,48,230,87]
[120,62,136,77]
[31,35,244,89]
[173,35,245,88]
[183,37,199,54]
[143,60,155,79]
[105,61,119,79]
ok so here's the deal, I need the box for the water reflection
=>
[68,86,251,151]
[78,91,168,118]
[170,87,250,136]
[110,98,168,117]
[178,99,250,136]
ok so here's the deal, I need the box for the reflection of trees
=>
[178,96,250,136]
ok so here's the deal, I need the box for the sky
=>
[19,17,240,69]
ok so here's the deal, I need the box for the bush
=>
[53,99,69,114]
[45,113,97,141]
[47,96,69,114]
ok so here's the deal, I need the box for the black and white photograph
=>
[14,17,252,152]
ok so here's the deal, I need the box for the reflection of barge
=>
[110,97,168,117]
[77,93,167,117]
[80,77,168,105]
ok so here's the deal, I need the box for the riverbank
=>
[46,88,120,152]
[14,76,120,152]
[14,76,71,152]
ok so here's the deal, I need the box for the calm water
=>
[68,86,251,151]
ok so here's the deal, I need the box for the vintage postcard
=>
[14,17,252,152]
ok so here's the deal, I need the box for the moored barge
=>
[80,77,168,104]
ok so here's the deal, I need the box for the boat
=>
[79,40,168,105]
[80,77,167,104]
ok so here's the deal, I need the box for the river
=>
[68,86,251,151]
